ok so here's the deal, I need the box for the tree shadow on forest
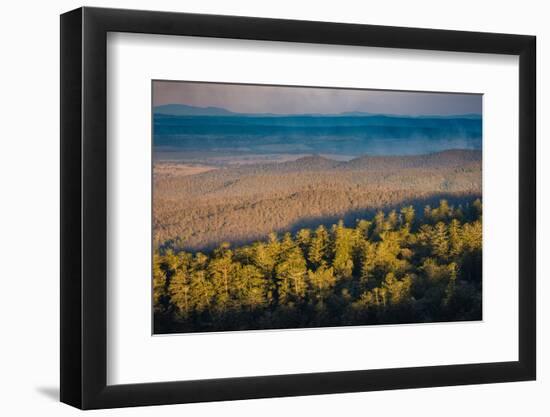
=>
[162,191,481,254]
[280,192,480,235]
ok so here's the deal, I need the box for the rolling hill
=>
[153,150,482,252]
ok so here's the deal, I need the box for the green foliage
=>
[276,246,308,302]
[400,205,415,227]
[308,225,329,268]
[154,199,482,333]
[332,220,355,279]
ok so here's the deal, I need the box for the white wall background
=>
[0,0,546,415]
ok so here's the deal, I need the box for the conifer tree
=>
[400,205,415,228]
[373,210,389,237]
[208,243,235,312]
[308,225,329,268]
[355,219,372,239]
[307,265,336,301]
[276,247,308,302]
[382,272,413,306]
[387,210,399,230]
[167,252,193,317]
[152,253,168,313]
[332,220,354,279]
[296,228,312,255]
[189,266,212,313]
[359,240,377,289]
[431,222,449,259]
[233,263,267,310]
[448,219,464,258]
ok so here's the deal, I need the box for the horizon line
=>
[153,103,482,118]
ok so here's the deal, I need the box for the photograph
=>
[152,81,483,334]
[52,3,540,412]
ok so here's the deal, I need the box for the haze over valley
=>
[153,104,482,164]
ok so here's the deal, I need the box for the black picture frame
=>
[60,6,536,410]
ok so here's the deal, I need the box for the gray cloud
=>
[153,80,481,116]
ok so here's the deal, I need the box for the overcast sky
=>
[153,81,482,116]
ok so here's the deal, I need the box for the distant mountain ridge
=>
[227,149,482,175]
[154,103,481,119]
[154,104,237,116]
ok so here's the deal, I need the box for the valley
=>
[153,149,482,252]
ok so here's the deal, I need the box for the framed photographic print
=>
[60,7,536,409]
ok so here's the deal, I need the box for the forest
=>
[154,150,482,252]
[154,199,482,333]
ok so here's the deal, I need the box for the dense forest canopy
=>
[154,150,482,252]
[154,199,482,333]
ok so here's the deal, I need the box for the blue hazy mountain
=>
[154,104,237,116]
[154,104,482,119]
[153,105,482,157]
